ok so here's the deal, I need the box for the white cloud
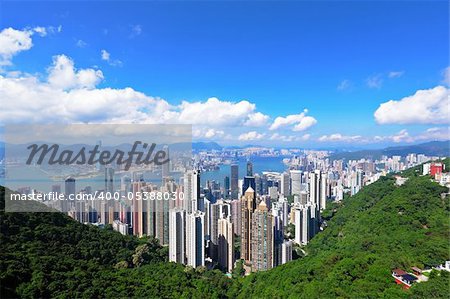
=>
[0,26,60,66]
[374,86,449,124]
[101,49,110,61]
[318,133,362,142]
[244,112,269,127]
[390,129,410,143]
[238,131,265,141]
[337,79,352,91]
[0,28,34,66]
[269,109,317,131]
[388,71,404,78]
[292,116,317,131]
[0,54,276,133]
[193,128,225,139]
[366,74,383,89]
[100,49,122,67]
[47,55,104,90]
[33,27,47,37]
[176,98,266,127]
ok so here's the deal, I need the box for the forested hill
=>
[0,187,231,298]
[1,161,450,298]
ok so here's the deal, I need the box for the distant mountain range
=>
[329,140,450,161]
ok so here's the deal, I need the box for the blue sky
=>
[0,1,448,148]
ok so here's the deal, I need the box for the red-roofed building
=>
[430,163,443,176]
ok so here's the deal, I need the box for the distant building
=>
[246,160,253,176]
[230,164,239,200]
[430,162,443,176]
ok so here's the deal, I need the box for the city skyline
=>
[0,1,449,148]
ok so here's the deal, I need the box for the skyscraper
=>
[184,170,201,213]
[169,208,185,264]
[290,170,302,196]
[105,167,114,193]
[241,186,256,264]
[251,201,274,271]
[231,199,241,236]
[242,176,256,197]
[162,145,170,179]
[218,216,235,273]
[230,164,239,200]
[280,172,290,197]
[223,176,230,199]
[64,176,76,212]
[186,211,205,268]
[246,160,253,176]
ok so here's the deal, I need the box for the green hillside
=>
[233,174,449,298]
[1,162,449,298]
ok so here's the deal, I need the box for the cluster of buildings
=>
[13,146,448,274]
[423,161,450,188]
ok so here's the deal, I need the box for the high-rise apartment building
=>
[218,216,235,273]
[169,208,185,264]
[251,201,274,271]
[186,211,205,268]
[241,186,256,264]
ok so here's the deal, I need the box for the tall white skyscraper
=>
[169,208,185,264]
[290,170,302,196]
[186,211,205,268]
[294,204,309,245]
[294,203,318,246]
[184,170,201,213]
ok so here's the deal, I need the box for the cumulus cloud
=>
[244,112,269,127]
[47,55,104,90]
[374,86,449,124]
[238,131,265,141]
[0,28,34,66]
[176,98,269,127]
[0,26,60,66]
[0,53,276,132]
[269,109,317,131]
[193,128,225,139]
